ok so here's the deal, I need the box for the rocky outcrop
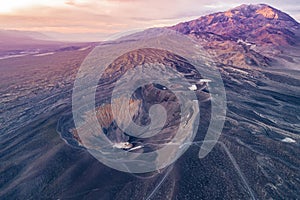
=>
[169,4,300,68]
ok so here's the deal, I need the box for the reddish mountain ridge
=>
[169,4,300,68]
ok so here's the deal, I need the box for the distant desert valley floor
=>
[0,4,300,200]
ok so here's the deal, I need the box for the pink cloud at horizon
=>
[0,0,299,41]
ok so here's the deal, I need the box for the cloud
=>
[0,0,298,41]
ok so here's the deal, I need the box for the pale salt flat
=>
[282,137,296,143]
[34,52,54,57]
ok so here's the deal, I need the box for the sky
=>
[0,0,299,41]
